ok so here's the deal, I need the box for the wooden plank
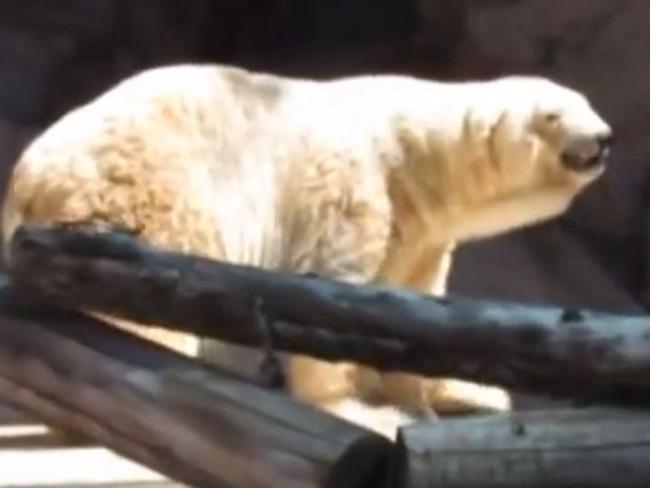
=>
[9,224,650,405]
[399,407,650,488]
[0,280,398,488]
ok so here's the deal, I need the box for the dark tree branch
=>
[8,224,650,405]
[0,278,397,488]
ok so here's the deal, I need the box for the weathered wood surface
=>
[0,278,397,488]
[400,407,650,488]
[10,225,650,405]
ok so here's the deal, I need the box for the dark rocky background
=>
[1,0,648,317]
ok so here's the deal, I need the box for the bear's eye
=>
[544,112,561,123]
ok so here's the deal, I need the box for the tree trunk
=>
[8,224,650,405]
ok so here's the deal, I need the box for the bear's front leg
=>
[378,242,512,418]
[286,355,417,440]
[380,374,512,417]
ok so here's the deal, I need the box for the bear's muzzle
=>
[561,131,614,172]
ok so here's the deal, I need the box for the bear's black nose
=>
[597,132,615,150]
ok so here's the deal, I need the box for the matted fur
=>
[1,64,611,438]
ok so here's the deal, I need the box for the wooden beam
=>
[399,407,650,488]
[9,224,650,405]
[0,279,398,488]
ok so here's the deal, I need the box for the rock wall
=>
[0,0,648,316]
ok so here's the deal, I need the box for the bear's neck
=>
[386,115,576,246]
[388,163,575,247]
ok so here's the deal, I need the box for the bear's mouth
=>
[561,134,613,173]
[561,148,609,172]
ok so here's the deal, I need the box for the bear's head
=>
[532,82,612,176]
[499,77,614,185]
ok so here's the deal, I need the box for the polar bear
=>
[0,64,612,438]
